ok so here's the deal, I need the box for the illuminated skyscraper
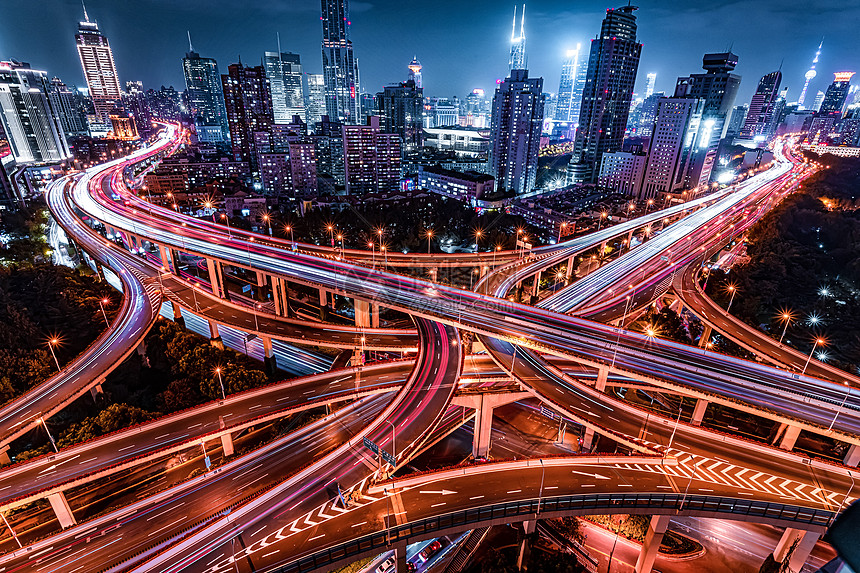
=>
[264,41,305,123]
[376,79,423,150]
[645,72,657,98]
[48,76,87,136]
[555,45,588,124]
[305,74,326,126]
[819,72,855,117]
[812,90,826,112]
[321,0,360,123]
[221,62,273,167]
[75,4,122,129]
[182,38,229,143]
[408,57,423,89]
[740,70,782,139]
[489,69,544,195]
[509,5,527,72]
[798,40,822,108]
[569,5,642,184]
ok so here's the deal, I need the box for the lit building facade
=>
[221,63,273,168]
[342,116,401,193]
[741,70,782,140]
[555,44,588,124]
[264,51,305,123]
[75,8,121,129]
[819,72,855,117]
[182,49,229,143]
[376,79,423,150]
[321,0,360,123]
[640,97,704,199]
[305,73,326,126]
[597,151,646,196]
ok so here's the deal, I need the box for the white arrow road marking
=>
[570,470,609,480]
[418,490,456,495]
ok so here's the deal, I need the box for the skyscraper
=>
[183,39,229,143]
[798,41,822,108]
[75,4,121,129]
[376,78,423,150]
[509,5,527,72]
[0,61,70,163]
[740,70,782,139]
[569,5,642,184]
[48,76,87,136]
[408,57,423,89]
[489,69,544,195]
[645,73,657,98]
[812,91,826,112]
[342,116,401,194]
[819,72,855,117]
[264,45,305,123]
[221,62,273,168]
[305,73,326,126]
[673,52,741,187]
[554,44,588,124]
[725,104,748,138]
[321,0,360,123]
[639,97,705,199]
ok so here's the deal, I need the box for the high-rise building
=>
[48,76,87,136]
[509,5,527,72]
[637,92,664,137]
[123,81,154,138]
[812,91,826,112]
[321,0,360,123]
[725,104,748,137]
[819,72,855,117]
[75,5,121,129]
[342,116,401,194]
[264,47,305,123]
[427,97,460,128]
[645,73,657,98]
[305,73,326,126]
[597,150,646,195]
[674,52,741,187]
[312,115,345,185]
[182,41,229,143]
[555,44,588,124]
[639,97,705,199]
[408,57,423,89]
[0,61,71,164]
[569,5,642,184]
[489,69,544,195]
[376,78,423,150]
[740,70,782,139]
[463,89,489,128]
[798,41,822,108]
[221,63,273,168]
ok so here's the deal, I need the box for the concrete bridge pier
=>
[171,302,185,328]
[634,515,670,573]
[452,392,531,459]
[206,258,225,299]
[219,416,234,457]
[47,492,76,529]
[691,398,709,426]
[844,444,860,467]
[262,336,277,375]
[208,320,224,350]
[698,325,713,348]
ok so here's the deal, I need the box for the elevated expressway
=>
[30,128,856,572]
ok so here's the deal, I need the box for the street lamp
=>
[98,298,110,326]
[262,213,272,236]
[557,222,567,244]
[284,224,295,248]
[474,229,483,254]
[802,338,826,375]
[47,338,61,372]
[368,241,376,268]
[327,224,335,248]
[777,310,794,344]
[726,284,738,314]
[597,211,608,232]
[425,229,434,254]
[214,367,226,400]
[220,214,233,239]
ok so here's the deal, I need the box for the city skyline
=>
[1,0,858,106]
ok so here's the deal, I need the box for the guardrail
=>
[274,492,833,573]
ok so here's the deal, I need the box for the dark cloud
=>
[0,0,857,108]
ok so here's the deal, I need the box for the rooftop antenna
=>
[511,6,517,41]
[520,4,526,38]
[187,31,194,53]
[277,32,283,67]
[81,0,89,22]
[778,58,784,72]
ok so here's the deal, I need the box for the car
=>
[375,557,395,573]
[417,540,442,563]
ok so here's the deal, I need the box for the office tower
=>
[182,40,229,143]
[640,97,705,199]
[312,115,345,185]
[264,45,305,123]
[123,81,154,138]
[555,44,588,124]
[637,92,664,137]
[812,91,826,112]
[48,76,87,136]
[509,5,527,72]
[305,73,326,126]
[146,85,183,121]
[408,57,423,89]
[428,97,459,128]
[798,41,822,108]
[463,89,489,127]
[674,52,741,187]
[597,151,646,195]
[221,63,273,168]
[0,61,71,164]
[75,5,121,129]
[342,116,401,194]
[819,72,855,117]
[360,93,377,119]
[725,104,748,138]
[740,70,782,139]
[376,79,423,150]
[489,69,544,195]
[321,0,360,123]
[569,5,642,184]
[645,73,657,98]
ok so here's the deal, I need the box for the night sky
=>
[2,0,858,106]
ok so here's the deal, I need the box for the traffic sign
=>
[540,405,558,421]
[363,437,396,465]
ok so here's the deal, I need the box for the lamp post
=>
[426,229,434,254]
[726,284,738,314]
[557,222,567,244]
[597,211,608,232]
[474,229,483,255]
[802,338,825,375]
[327,224,335,248]
[220,214,233,239]
[262,213,272,236]
[214,367,226,400]
[285,225,295,248]
[47,338,61,372]
[368,241,376,268]
[98,298,110,326]
[778,311,793,344]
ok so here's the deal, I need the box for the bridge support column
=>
[625,229,634,250]
[272,277,289,318]
[691,399,709,426]
[778,424,801,451]
[634,515,670,573]
[394,546,409,573]
[262,336,277,375]
[255,272,267,302]
[595,366,609,393]
[47,492,76,529]
[0,445,10,465]
[219,415,235,457]
[206,258,225,299]
[599,240,607,261]
[516,520,536,570]
[158,244,175,274]
[355,300,371,328]
[452,392,531,459]
[772,528,806,564]
[171,302,185,328]
[319,288,329,321]
[530,271,541,300]
[90,380,104,401]
[844,444,860,467]
[566,255,575,280]
[698,325,713,348]
[787,530,821,573]
[581,427,595,451]
[208,320,224,350]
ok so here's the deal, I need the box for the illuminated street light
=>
[47,338,61,372]
[725,284,738,313]
[777,310,794,344]
[98,298,110,326]
[802,338,826,375]
[214,367,226,400]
